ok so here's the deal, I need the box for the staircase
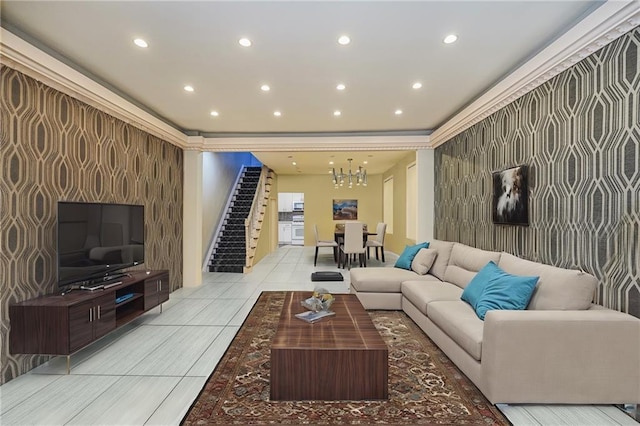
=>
[208,166,271,273]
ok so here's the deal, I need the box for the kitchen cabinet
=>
[278,193,293,212]
[278,222,292,244]
[292,193,304,203]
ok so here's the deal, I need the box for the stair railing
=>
[244,166,272,271]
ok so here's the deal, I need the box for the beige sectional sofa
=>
[350,239,640,405]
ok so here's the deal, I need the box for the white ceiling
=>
[0,1,606,174]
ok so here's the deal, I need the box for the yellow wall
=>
[382,151,418,254]
[277,174,383,245]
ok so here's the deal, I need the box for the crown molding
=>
[187,134,431,151]
[429,1,640,148]
[0,27,187,148]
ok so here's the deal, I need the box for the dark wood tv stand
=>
[9,270,170,373]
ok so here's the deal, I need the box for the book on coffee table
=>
[295,310,336,323]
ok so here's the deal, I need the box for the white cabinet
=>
[279,193,304,212]
[278,222,292,244]
[278,193,293,212]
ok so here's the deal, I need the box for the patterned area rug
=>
[183,292,508,425]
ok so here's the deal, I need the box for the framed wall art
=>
[492,165,529,225]
[333,199,358,220]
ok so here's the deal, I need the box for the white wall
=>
[416,149,435,241]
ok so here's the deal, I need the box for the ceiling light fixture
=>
[292,161,297,166]
[336,83,346,91]
[412,82,422,89]
[273,111,282,117]
[443,34,458,44]
[133,38,148,48]
[338,35,351,45]
[395,109,403,115]
[261,84,270,92]
[239,38,252,47]
[184,85,194,92]
[333,110,341,116]
[332,158,367,189]
[210,111,219,117]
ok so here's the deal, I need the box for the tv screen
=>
[57,201,145,287]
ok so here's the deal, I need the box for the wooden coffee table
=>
[270,291,388,401]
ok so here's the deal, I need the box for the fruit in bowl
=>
[302,287,335,312]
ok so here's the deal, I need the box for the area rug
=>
[183,291,508,425]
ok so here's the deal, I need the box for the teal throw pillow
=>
[394,242,429,270]
[461,261,499,310]
[474,266,539,320]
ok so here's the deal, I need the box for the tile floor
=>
[0,246,637,425]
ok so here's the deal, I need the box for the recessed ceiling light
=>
[412,82,422,90]
[328,170,333,174]
[329,161,334,165]
[336,83,346,91]
[443,34,458,44]
[338,35,351,45]
[395,109,403,115]
[261,84,270,92]
[273,111,282,117]
[292,161,297,166]
[133,38,148,48]
[184,85,194,92]
[363,161,368,165]
[210,111,219,117]
[333,110,341,116]
[239,38,252,47]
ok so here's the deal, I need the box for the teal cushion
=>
[394,242,429,270]
[461,261,498,310]
[475,266,539,320]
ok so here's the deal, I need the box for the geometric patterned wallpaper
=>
[0,66,184,384]
[435,27,640,319]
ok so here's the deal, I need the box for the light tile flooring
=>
[0,246,637,425]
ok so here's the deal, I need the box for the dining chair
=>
[339,222,366,269]
[314,224,338,266]
[365,222,387,262]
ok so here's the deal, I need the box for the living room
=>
[1,1,639,425]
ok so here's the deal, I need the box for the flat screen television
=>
[57,201,145,288]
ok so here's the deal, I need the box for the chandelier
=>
[332,158,367,189]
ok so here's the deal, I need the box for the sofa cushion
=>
[395,242,429,270]
[427,301,484,361]
[402,280,463,315]
[498,252,597,310]
[473,262,539,320]
[411,248,438,275]
[426,240,455,281]
[461,261,497,310]
[350,267,435,293]
[444,244,502,289]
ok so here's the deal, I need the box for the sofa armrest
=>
[481,309,640,404]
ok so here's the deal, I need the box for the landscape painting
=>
[333,199,358,220]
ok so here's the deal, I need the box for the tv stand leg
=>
[66,355,71,374]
